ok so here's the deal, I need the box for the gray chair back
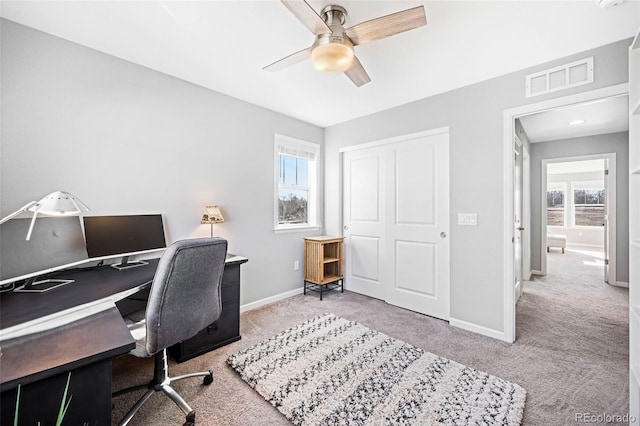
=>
[145,237,227,356]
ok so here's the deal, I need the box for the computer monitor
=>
[83,214,166,269]
[0,217,89,291]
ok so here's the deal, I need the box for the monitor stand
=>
[111,256,148,270]
[14,277,75,293]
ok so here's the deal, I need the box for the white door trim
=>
[339,127,450,153]
[502,83,628,343]
[523,146,532,281]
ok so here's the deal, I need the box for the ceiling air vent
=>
[525,57,594,98]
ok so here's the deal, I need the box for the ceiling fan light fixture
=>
[311,33,354,73]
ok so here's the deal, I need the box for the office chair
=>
[113,237,228,426]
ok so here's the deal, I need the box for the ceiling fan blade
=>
[281,0,331,35]
[345,6,426,46]
[264,47,311,71]
[344,56,371,87]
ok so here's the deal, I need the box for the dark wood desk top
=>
[0,307,135,390]
[0,253,247,390]
[0,254,247,330]
[0,262,158,391]
[0,259,159,329]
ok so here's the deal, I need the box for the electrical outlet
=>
[293,260,300,271]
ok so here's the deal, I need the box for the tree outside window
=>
[547,190,565,226]
[278,156,309,224]
[574,188,605,226]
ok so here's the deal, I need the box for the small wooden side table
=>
[304,236,344,300]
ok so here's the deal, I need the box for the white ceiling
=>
[1,0,639,127]
[518,95,629,142]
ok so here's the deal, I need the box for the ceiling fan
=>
[264,0,427,87]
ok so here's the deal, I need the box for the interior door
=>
[343,130,450,320]
[343,147,385,299]
[514,142,524,301]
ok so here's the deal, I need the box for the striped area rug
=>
[227,313,526,425]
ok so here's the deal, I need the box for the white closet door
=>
[343,130,450,320]
[343,147,385,299]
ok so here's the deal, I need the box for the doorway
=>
[541,156,615,283]
[502,83,629,342]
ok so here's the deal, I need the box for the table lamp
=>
[201,205,224,237]
[0,191,90,240]
[0,191,90,291]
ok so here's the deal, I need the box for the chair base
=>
[113,348,213,426]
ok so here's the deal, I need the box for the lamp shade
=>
[311,33,354,73]
[8,191,91,241]
[201,205,224,224]
[30,191,90,215]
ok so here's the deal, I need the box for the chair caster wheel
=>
[203,371,213,385]
[184,410,196,425]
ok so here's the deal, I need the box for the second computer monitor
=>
[83,214,166,269]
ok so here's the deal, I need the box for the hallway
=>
[519,247,629,422]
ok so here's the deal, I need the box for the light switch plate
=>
[458,213,478,226]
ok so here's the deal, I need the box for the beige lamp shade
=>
[201,205,224,224]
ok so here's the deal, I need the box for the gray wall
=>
[529,132,629,282]
[324,39,631,333]
[1,17,632,333]
[0,20,324,305]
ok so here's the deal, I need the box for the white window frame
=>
[546,182,567,227]
[274,134,321,233]
[571,180,605,228]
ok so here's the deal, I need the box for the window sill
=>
[548,225,605,230]
[273,225,322,234]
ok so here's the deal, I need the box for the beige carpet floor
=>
[111,247,629,425]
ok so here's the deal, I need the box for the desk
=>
[0,254,247,425]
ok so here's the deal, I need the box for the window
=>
[547,188,565,226]
[573,186,605,227]
[274,135,319,231]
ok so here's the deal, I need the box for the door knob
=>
[344,226,348,230]
[440,232,447,238]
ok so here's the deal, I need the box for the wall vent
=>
[525,57,594,98]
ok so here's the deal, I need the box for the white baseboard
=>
[449,317,508,342]
[240,288,304,313]
[612,281,629,288]
[530,270,545,276]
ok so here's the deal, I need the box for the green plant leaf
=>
[55,372,72,426]
[59,395,73,425]
[13,384,21,426]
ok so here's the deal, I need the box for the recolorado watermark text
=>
[575,412,636,423]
